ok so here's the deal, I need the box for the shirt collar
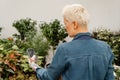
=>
[73,32,91,40]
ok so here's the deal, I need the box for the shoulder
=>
[93,39,110,47]
[58,41,73,49]
[93,39,113,55]
[56,42,72,53]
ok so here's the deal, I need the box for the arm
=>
[105,46,115,80]
[36,45,66,80]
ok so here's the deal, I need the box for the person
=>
[28,4,114,80]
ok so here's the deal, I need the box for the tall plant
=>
[12,18,37,40]
[39,19,68,54]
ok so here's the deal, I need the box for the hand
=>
[28,55,39,71]
[28,60,39,71]
[29,55,37,63]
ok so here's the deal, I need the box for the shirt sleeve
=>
[36,45,66,80]
[105,46,115,80]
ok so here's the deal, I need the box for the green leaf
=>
[12,45,19,50]
[6,69,14,74]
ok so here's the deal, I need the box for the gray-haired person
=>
[28,4,114,80]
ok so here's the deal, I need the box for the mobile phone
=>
[27,48,38,62]
[27,48,36,58]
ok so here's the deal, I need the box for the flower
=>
[9,53,15,59]
[7,37,13,41]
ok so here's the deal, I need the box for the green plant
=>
[0,37,43,80]
[40,19,68,54]
[0,38,20,79]
[114,65,120,80]
[27,33,50,56]
[12,18,37,40]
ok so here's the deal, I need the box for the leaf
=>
[0,44,4,50]
[6,69,14,74]
[12,45,19,50]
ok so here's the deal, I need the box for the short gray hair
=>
[62,4,90,25]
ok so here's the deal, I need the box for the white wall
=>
[0,0,120,38]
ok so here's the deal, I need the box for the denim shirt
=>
[36,32,114,80]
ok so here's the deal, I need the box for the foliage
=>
[39,19,68,53]
[114,65,120,80]
[12,18,50,56]
[0,19,50,79]
[26,33,50,56]
[12,32,50,57]
[12,31,50,68]
[0,37,43,80]
[92,28,120,66]
[12,18,37,40]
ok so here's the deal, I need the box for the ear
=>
[73,21,78,30]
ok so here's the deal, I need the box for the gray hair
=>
[62,4,90,25]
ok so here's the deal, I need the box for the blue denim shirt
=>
[36,32,114,80]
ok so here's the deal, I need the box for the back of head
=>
[62,4,90,26]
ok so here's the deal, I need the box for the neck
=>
[75,26,88,35]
